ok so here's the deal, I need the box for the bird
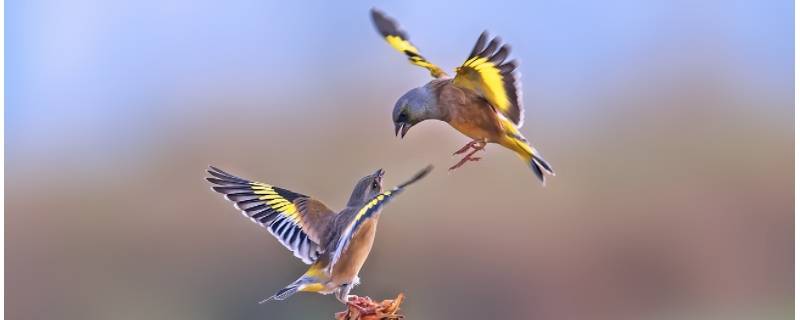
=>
[370,8,555,184]
[206,165,433,305]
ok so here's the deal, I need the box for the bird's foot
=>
[452,141,475,155]
[449,144,485,171]
[452,139,486,155]
[448,155,482,171]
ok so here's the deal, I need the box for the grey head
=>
[346,168,385,207]
[393,83,441,138]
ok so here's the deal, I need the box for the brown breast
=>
[330,217,379,285]
[437,81,505,142]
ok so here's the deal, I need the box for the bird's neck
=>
[423,80,452,122]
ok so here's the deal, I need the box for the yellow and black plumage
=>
[371,10,447,79]
[370,8,555,184]
[206,165,432,303]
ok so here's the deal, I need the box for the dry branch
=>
[334,293,405,320]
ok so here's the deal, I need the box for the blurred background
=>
[6,0,793,319]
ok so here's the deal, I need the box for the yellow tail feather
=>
[298,282,326,293]
[502,131,554,185]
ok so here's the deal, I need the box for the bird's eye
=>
[397,112,408,122]
[372,181,380,189]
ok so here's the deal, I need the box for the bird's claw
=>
[452,140,485,155]
[449,154,482,171]
[452,143,474,155]
[449,140,486,171]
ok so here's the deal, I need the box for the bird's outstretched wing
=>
[453,32,524,127]
[328,166,433,272]
[207,166,336,264]
[370,8,448,78]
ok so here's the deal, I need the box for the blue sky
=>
[7,0,793,159]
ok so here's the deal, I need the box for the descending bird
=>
[206,165,432,304]
[370,8,555,184]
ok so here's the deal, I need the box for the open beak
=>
[394,122,411,138]
[374,168,385,183]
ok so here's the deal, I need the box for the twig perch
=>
[334,293,405,320]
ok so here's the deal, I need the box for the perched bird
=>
[206,165,432,304]
[370,8,555,184]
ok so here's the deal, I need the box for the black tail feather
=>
[529,158,545,184]
[529,154,554,185]
[532,154,554,175]
[259,285,300,304]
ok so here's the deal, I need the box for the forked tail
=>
[509,136,555,185]
[258,275,323,304]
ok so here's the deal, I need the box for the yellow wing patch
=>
[352,191,391,223]
[454,33,524,127]
[386,35,419,54]
[207,166,332,264]
[457,56,510,110]
[371,9,447,78]
[251,183,303,226]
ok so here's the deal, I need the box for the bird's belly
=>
[446,100,505,142]
[450,119,502,142]
[330,218,378,286]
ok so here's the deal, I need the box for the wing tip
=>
[418,164,434,178]
[398,165,434,189]
[206,165,251,185]
[370,7,404,38]
[510,68,524,127]
[469,32,514,65]
[206,177,225,185]
[469,31,490,58]
[369,7,383,18]
[463,33,526,127]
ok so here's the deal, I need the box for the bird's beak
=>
[394,122,411,138]
[374,168,385,184]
